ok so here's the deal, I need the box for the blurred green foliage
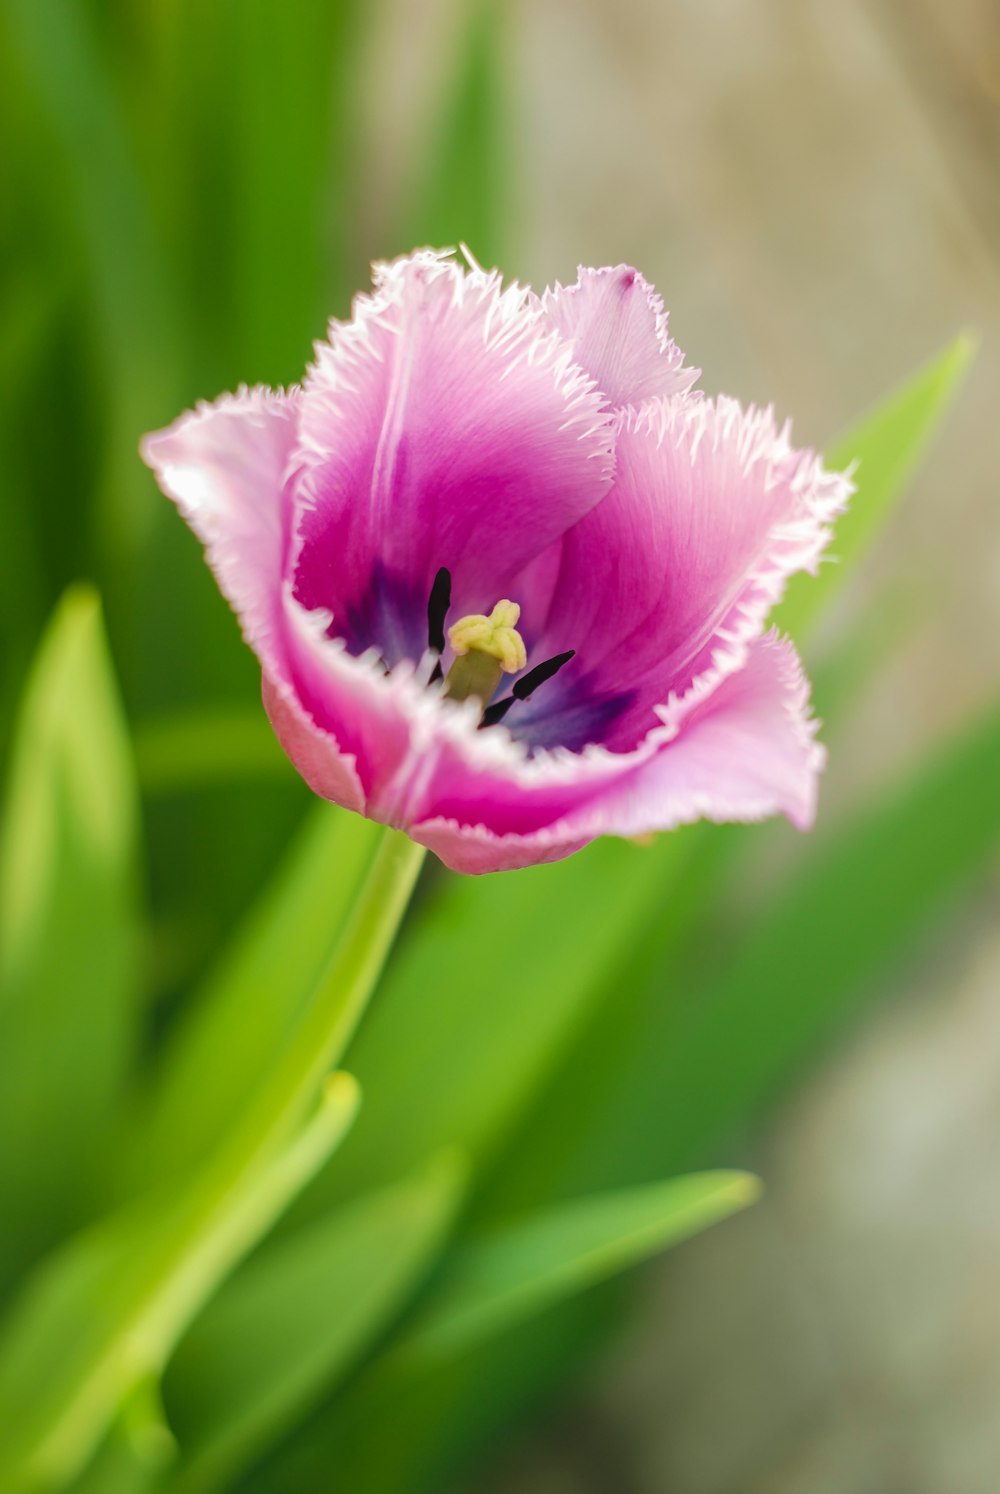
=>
[0,2,990,1491]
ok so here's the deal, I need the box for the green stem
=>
[212,826,427,1175]
[10,826,426,1491]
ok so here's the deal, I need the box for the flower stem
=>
[214,825,428,1174]
[4,825,426,1492]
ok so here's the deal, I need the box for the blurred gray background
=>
[362,1,1000,1489]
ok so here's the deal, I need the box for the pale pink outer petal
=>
[261,671,366,813]
[140,387,296,652]
[537,265,698,409]
[291,250,616,649]
[516,396,852,752]
[140,387,367,815]
[411,631,822,873]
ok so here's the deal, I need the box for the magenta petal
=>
[538,265,698,409]
[275,596,420,811]
[413,630,822,871]
[517,397,851,752]
[291,251,616,662]
[261,671,365,815]
[412,820,593,875]
[593,630,825,835]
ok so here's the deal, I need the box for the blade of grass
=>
[125,804,383,1190]
[288,829,696,1228]
[773,333,975,642]
[558,701,1000,1194]
[0,1074,360,1492]
[398,1171,757,1365]
[164,1153,466,1494]
[0,825,424,1490]
[395,0,510,266]
[0,588,141,1294]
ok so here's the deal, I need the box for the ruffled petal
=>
[538,265,698,409]
[598,630,825,835]
[412,631,822,871]
[262,669,365,815]
[513,396,850,752]
[412,819,593,875]
[139,386,299,666]
[141,256,839,877]
[291,250,616,665]
[142,388,369,814]
[274,593,418,811]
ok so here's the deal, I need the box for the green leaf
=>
[396,0,510,265]
[0,0,184,560]
[0,587,141,1291]
[398,1171,758,1365]
[0,1074,360,1493]
[773,333,975,642]
[71,1377,176,1494]
[564,701,1000,1193]
[133,706,291,795]
[291,830,695,1226]
[259,1174,756,1494]
[164,1153,466,1494]
[223,0,366,380]
[0,823,423,1491]
[126,803,382,1189]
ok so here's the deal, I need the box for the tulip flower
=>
[143,250,849,872]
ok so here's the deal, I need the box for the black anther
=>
[511,650,575,700]
[479,650,575,729]
[427,567,452,655]
[479,695,515,728]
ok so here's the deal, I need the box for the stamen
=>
[445,599,527,705]
[427,567,452,654]
[479,650,575,729]
[512,650,575,700]
[427,578,575,729]
[480,695,515,728]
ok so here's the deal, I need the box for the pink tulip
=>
[142,250,849,873]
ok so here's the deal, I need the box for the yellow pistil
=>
[445,599,527,704]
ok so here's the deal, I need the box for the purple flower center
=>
[302,550,639,755]
[428,566,576,730]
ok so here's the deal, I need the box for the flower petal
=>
[262,669,365,815]
[412,631,822,871]
[139,386,299,664]
[538,265,698,409]
[274,593,419,813]
[599,630,825,835]
[513,397,850,752]
[291,250,616,665]
[141,387,368,814]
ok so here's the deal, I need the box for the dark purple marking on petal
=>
[508,681,639,753]
[310,560,429,667]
